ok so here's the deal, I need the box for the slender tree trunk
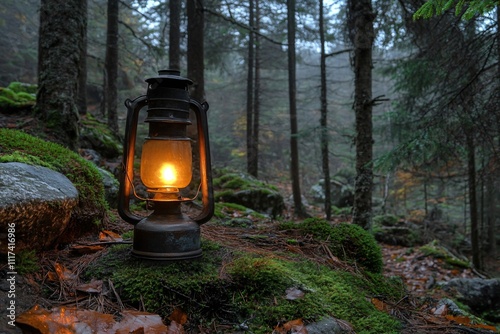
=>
[348,0,375,229]
[105,0,119,134]
[319,0,331,220]
[252,0,261,178]
[466,133,481,269]
[287,0,306,217]
[77,0,88,115]
[187,0,204,102]
[37,0,85,151]
[487,172,497,256]
[246,0,256,176]
[187,0,205,180]
[169,0,181,70]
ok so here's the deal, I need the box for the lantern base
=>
[131,203,202,260]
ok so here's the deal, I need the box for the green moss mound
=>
[0,129,107,239]
[280,218,384,273]
[84,241,403,334]
[0,82,36,112]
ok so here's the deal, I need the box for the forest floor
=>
[5,211,499,334]
[2,110,499,333]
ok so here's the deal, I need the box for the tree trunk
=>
[36,0,86,151]
[169,0,181,70]
[187,0,205,181]
[319,0,331,220]
[348,0,375,229]
[253,0,261,178]
[287,0,306,217]
[246,0,256,176]
[105,0,119,134]
[467,133,481,269]
[187,0,204,102]
[77,0,88,115]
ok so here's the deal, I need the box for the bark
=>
[77,0,88,115]
[36,0,85,151]
[253,0,261,178]
[169,0,181,70]
[105,0,119,134]
[287,0,306,217]
[246,0,256,176]
[467,133,481,269]
[187,0,205,179]
[348,0,375,229]
[319,0,331,220]
[187,0,205,102]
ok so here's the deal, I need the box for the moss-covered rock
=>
[0,82,36,113]
[83,241,403,334]
[372,214,423,247]
[79,113,122,159]
[0,129,107,244]
[214,169,284,218]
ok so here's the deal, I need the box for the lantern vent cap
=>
[146,69,193,86]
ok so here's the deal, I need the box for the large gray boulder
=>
[441,278,500,314]
[0,162,78,252]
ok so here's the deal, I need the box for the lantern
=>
[118,69,214,260]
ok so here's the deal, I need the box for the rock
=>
[96,167,119,208]
[441,278,500,314]
[372,215,423,246]
[0,162,78,252]
[214,171,284,218]
[310,179,353,208]
[306,316,352,334]
[220,188,284,218]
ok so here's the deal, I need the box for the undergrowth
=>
[84,238,402,334]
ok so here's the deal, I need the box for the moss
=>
[0,85,35,111]
[7,81,37,94]
[83,242,402,334]
[279,218,383,273]
[420,240,470,268]
[16,250,40,275]
[0,128,107,221]
[373,214,400,226]
[79,113,122,159]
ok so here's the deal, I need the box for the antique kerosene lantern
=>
[118,69,214,260]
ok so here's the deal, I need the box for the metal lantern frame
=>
[117,70,214,260]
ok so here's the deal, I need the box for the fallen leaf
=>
[433,304,447,316]
[48,263,75,281]
[169,308,188,325]
[16,305,115,334]
[76,279,103,294]
[99,230,123,242]
[371,297,389,312]
[274,318,307,334]
[168,320,185,334]
[445,314,471,324]
[113,310,169,333]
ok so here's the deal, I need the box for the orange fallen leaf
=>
[99,230,123,242]
[445,314,471,324]
[371,297,389,312]
[274,318,307,334]
[169,308,188,325]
